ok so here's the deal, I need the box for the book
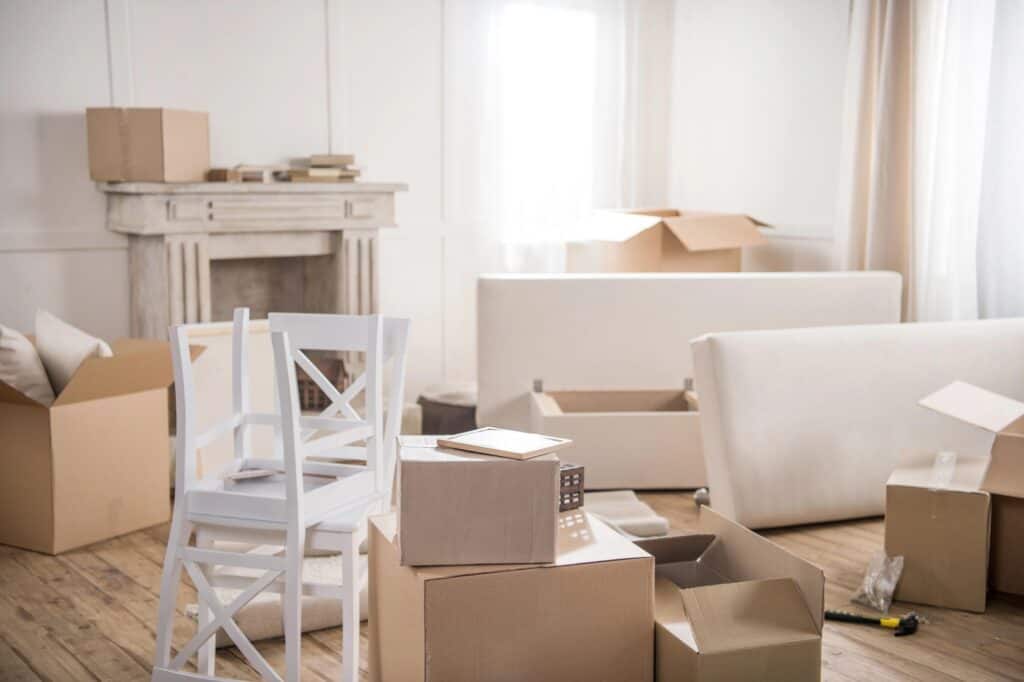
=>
[306,167,356,178]
[310,153,355,168]
[288,168,360,183]
[436,427,572,461]
[290,175,357,183]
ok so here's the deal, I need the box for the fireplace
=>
[100,180,406,337]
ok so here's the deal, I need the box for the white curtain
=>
[978,0,1024,318]
[443,0,671,271]
[835,0,997,321]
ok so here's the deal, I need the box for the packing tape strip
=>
[929,450,957,488]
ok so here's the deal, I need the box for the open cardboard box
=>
[636,508,824,682]
[567,208,769,273]
[920,381,1024,596]
[369,511,654,682]
[0,339,175,554]
[886,451,991,612]
[530,388,702,489]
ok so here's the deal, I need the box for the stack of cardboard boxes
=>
[369,432,826,682]
[369,434,655,681]
[885,381,1024,613]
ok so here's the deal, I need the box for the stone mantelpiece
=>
[100,181,407,338]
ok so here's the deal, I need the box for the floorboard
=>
[0,492,1019,681]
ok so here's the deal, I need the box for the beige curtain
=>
[833,0,914,315]
[835,0,996,321]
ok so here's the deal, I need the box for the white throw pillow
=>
[35,310,113,395]
[0,324,56,406]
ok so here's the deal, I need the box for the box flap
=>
[654,575,699,652]
[887,451,989,493]
[626,208,681,218]
[574,211,664,243]
[919,381,1024,434]
[681,578,820,654]
[662,213,768,252]
[697,507,824,632]
[0,379,48,408]
[54,338,175,406]
[636,533,716,564]
[984,435,1024,499]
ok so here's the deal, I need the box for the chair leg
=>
[340,533,360,682]
[195,532,216,676]
[283,528,305,682]
[153,510,191,670]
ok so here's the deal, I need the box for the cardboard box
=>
[398,439,559,565]
[0,339,174,554]
[86,107,210,182]
[636,508,824,682]
[920,381,1024,596]
[369,511,654,682]
[567,209,768,273]
[530,389,703,489]
[885,452,990,612]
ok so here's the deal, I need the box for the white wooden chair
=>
[153,309,410,682]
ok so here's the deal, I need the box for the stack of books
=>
[288,153,360,183]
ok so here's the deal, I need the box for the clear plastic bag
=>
[851,551,904,613]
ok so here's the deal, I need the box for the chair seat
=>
[187,469,376,526]
[314,497,382,533]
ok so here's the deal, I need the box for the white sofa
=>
[692,318,1024,528]
[477,272,902,488]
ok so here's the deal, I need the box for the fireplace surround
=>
[100,180,407,338]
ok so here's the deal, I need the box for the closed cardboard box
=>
[86,107,209,182]
[636,508,824,682]
[530,388,703,489]
[885,452,990,612]
[567,209,768,273]
[398,439,559,565]
[369,511,654,682]
[920,382,1024,596]
[0,339,174,554]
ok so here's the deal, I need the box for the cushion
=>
[584,490,670,538]
[35,310,113,395]
[0,325,56,406]
[188,552,368,647]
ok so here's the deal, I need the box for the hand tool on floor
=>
[825,609,919,636]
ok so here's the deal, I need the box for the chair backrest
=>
[692,317,1024,529]
[268,313,410,505]
[170,308,257,493]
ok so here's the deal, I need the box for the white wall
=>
[669,0,849,270]
[0,0,448,399]
[0,0,849,399]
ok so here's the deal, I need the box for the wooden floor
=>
[1,493,1022,681]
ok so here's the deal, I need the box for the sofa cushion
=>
[692,318,1024,528]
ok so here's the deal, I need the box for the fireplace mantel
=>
[101,181,407,338]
